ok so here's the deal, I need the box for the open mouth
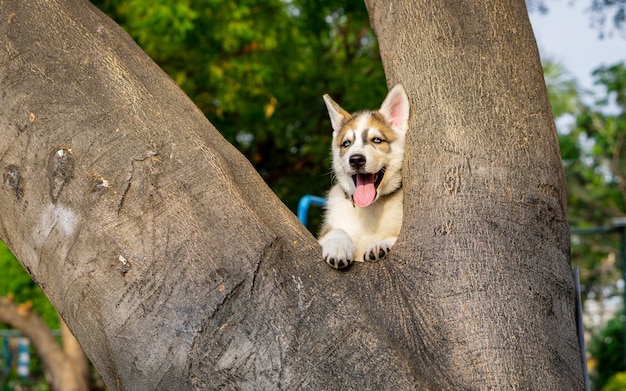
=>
[351,168,385,208]
[352,168,385,189]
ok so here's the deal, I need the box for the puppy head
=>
[323,84,410,207]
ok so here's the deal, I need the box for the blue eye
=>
[342,140,351,147]
[372,137,382,143]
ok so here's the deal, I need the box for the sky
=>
[529,1,625,95]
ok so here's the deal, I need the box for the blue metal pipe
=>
[297,195,326,227]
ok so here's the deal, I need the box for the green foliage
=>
[562,63,626,224]
[560,63,626,300]
[543,60,582,118]
[1,356,50,391]
[589,312,626,390]
[0,242,55,389]
[603,371,626,391]
[594,63,626,108]
[0,242,58,329]
[91,0,387,213]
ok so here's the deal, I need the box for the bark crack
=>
[47,148,74,203]
[117,151,158,215]
[209,278,246,320]
[3,164,23,200]
[250,236,281,295]
[117,170,132,215]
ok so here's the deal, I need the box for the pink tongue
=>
[353,174,376,207]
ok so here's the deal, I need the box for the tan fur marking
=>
[334,112,398,154]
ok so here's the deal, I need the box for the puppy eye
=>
[341,140,351,148]
[372,137,383,144]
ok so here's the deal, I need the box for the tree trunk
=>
[0,0,583,390]
[0,297,88,391]
[365,0,583,388]
[60,318,91,388]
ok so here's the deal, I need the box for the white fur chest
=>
[323,184,403,260]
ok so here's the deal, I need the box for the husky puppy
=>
[319,85,409,269]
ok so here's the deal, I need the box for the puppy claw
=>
[325,255,353,269]
[363,240,395,262]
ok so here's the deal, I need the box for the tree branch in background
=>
[0,296,88,391]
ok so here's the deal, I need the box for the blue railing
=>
[297,195,326,227]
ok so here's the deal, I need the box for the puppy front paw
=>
[319,230,355,269]
[324,252,353,269]
[363,239,395,262]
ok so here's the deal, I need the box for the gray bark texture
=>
[0,0,584,390]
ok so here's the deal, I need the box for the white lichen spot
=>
[95,176,109,189]
[118,255,130,274]
[56,148,71,158]
[58,208,77,237]
[32,204,78,248]
[291,275,304,310]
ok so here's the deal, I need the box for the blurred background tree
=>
[0,241,59,389]
[0,242,58,328]
[589,311,626,390]
[528,0,626,38]
[560,62,626,390]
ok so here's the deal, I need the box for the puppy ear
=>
[323,94,351,134]
[379,84,410,134]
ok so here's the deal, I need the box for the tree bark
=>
[0,297,88,391]
[0,0,583,390]
[365,0,583,388]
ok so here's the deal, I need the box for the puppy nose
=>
[349,154,366,169]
